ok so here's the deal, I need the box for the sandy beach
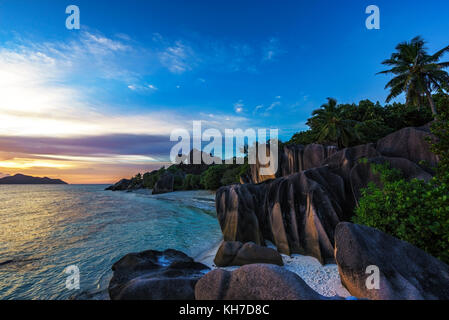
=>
[196,240,350,298]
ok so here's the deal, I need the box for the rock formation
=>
[281,144,338,177]
[152,172,175,195]
[377,125,439,168]
[217,124,439,265]
[335,222,449,300]
[216,166,346,264]
[249,143,338,184]
[214,241,283,267]
[195,264,341,300]
[105,179,132,191]
[109,249,209,300]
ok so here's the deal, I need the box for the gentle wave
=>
[0,185,222,300]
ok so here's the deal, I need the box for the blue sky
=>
[0,0,448,183]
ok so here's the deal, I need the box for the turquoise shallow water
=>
[0,185,222,300]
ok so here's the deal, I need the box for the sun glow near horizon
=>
[0,34,185,184]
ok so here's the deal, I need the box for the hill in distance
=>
[0,174,68,185]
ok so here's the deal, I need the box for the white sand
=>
[197,241,350,298]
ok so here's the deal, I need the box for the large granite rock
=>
[335,222,449,300]
[216,125,438,268]
[322,144,381,219]
[280,144,338,177]
[152,172,175,195]
[195,264,336,300]
[323,143,380,182]
[108,249,209,300]
[350,156,432,204]
[214,241,283,267]
[216,166,346,264]
[248,144,278,184]
[105,179,131,191]
[377,125,439,168]
[249,143,338,184]
[216,182,267,245]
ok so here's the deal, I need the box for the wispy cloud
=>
[158,40,197,74]
[262,37,285,62]
[253,99,282,116]
[253,104,264,115]
[266,101,281,111]
[128,83,158,92]
[0,32,204,182]
[0,29,288,183]
[152,33,283,74]
[234,100,245,113]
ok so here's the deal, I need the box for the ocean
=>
[0,185,222,300]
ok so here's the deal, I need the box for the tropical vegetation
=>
[378,36,449,118]
[353,109,449,263]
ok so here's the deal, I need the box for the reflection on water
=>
[0,185,222,300]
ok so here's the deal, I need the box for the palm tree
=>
[308,98,359,148]
[378,36,449,118]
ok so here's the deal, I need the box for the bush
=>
[286,99,435,147]
[353,162,449,264]
[220,166,242,186]
[173,175,184,191]
[190,174,203,189]
[142,168,165,189]
[200,165,227,190]
[429,108,449,183]
[287,130,316,145]
[182,174,193,190]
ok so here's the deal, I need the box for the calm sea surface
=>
[0,185,222,300]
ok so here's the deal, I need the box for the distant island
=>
[0,174,68,185]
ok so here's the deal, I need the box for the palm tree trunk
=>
[425,88,438,118]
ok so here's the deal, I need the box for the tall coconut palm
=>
[378,36,449,118]
[308,98,359,148]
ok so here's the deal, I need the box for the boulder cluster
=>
[216,125,436,264]
[108,249,209,300]
[108,124,449,300]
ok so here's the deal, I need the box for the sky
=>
[0,0,448,183]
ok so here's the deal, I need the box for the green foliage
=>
[219,165,242,186]
[197,163,248,190]
[142,168,165,189]
[128,173,143,188]
[200,165,228,190]
[308,98,360,148]
[353,104,449,263]
[383,102,433,130]
[353,162,449,264]
[140,161,248,192]
[190,174,202,189]
[167,165,182,174]
[434,92,449,114]
[288,130,316,145]
[181,174,203,190]
[173,175,184,191]
[286,99,434,148]
[429,106,449,183]
[182,174,193,190]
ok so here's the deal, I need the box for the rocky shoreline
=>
[106,123,449,300]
